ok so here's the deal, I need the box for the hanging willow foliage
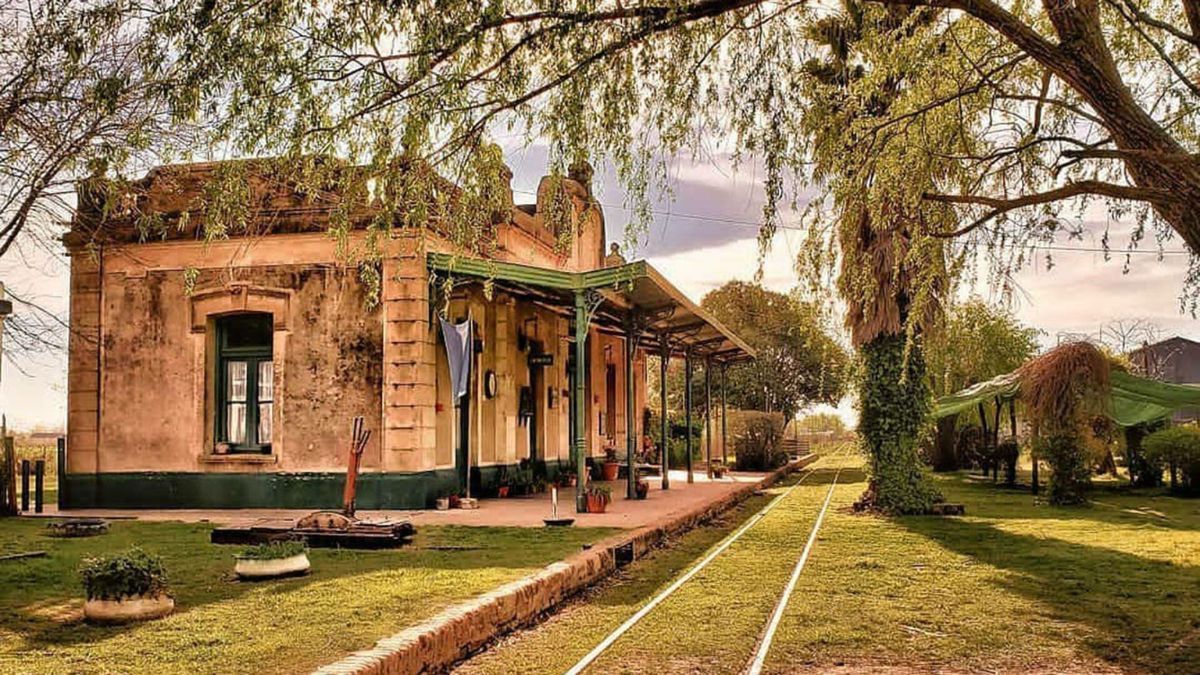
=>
[1016,341,1112,504]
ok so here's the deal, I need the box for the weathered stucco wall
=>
[77,235,382,475]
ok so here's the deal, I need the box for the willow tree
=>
[129,0,1200,508]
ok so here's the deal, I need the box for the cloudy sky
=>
[1,147,1196,430]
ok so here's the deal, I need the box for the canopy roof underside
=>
[427,253,755,363]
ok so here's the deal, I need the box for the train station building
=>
[62,159,752,511]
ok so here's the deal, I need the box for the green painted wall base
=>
[61,459,569,510]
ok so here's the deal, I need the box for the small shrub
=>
[1041,433,1092,505]
[237,540,307,560]
[587,484,612,500]
[79,547,170,601]
[1143,426,1200,494]
[729,411,786,471]
[995,437,1019,486]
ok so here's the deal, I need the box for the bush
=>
[80,547,170,600]
[238,540,307,560]
[1143,426,1200,494]
[1041,433,1092,505]
[728,410,786,471]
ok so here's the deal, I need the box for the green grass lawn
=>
[0,518,615,675]
[458,448,1200,674]
[767,468,1200,674]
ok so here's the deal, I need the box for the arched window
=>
[216,313,274,452]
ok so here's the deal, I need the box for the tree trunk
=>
[857,333,940,514]
[933,414,959,471]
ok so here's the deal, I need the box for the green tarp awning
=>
[933,370,1200,427]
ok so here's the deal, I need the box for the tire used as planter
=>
[235,552,311,580]
[84,594,174,624]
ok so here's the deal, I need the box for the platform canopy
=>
[933,369,1200,427]
[427,253,755,362]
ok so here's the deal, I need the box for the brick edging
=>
[313,455,817,675]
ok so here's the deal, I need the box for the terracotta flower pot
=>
[84,594,174,624]
[586,494,609,513]
[235,552,310,580]
[601,461,620,481]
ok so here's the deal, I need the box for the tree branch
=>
[926,180,1178,238]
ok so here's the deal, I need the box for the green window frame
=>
[215,313,274,454]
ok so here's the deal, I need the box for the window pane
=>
[226,403,246,444]
[222,313,272,349]
[258,361,274,402]
[258,403,273,445]
[226,361,247,401]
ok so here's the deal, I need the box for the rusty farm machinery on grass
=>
[211,417,415,549]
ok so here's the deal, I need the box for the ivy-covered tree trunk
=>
[857,333,941,514]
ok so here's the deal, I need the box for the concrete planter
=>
[235,552,311,580]
[84,594,174,624]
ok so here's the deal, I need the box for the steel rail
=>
[562,444,852,675]
[745,457,846,675]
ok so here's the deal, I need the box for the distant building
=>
[1128,336,1200,422]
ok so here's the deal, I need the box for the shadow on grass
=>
[0,518,612,650]
[933,471,1200,532]
[899,515,1200,673]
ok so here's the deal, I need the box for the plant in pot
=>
[235,540,310,580]
[585,484,612,513]
[511,466,535,496]
[635,478,650,500]
[560,463,578,487]
[496,467,511,498]
[601,447,621,481]
[80,547,173,624]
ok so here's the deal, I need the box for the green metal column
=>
[573,291,589,512]
[659,338,670,490]
[685,350,694,484]
[705,357,712,479]
[625,314,637,500]
[721,362,728,466]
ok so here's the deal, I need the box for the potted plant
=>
[560,463,578,487]
[448,493,462,509]
[511,466,534,496]
[496,466,511,498]
[601,447,621,481]
[435,494,451,510]
[585,484,612,513]
[635,478,650,500]
[80,547,173,624]
[234,540,310,580]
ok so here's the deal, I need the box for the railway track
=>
[562,444,853,675]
